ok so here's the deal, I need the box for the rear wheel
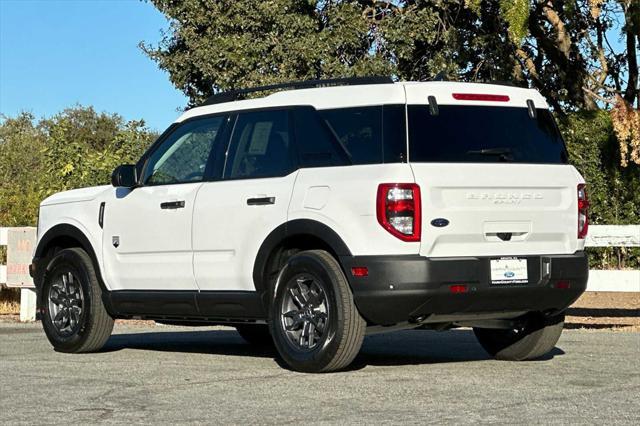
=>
[235,324,273,346]
[270,250,366,373]
[473,313,565,361]
[41,248,114,353]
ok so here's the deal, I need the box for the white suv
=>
[31,77,589,372]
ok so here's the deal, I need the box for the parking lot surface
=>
[1,322,638,425]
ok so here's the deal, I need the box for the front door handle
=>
[247,197,275,206]
[160,200,186,209]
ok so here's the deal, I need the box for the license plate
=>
[490,257,528,285]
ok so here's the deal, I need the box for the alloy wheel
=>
[48,271,84,336]
[280,274,329,351]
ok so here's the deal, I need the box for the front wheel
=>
[473,313,565,361]
[270,250,366,373]
[41,248,114,353]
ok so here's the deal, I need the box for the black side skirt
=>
[108,290,266,324]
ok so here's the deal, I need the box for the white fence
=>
[0,227,6,285]
[1,225,639,293]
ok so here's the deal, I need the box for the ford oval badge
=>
[431,218,449,227]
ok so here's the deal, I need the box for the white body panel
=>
[289,164,418,256]
[410,163,585,258]
[37,186,110,286]
[101,184,201,291]
[192,173,298,291]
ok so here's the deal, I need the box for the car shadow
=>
[100,327,565,370]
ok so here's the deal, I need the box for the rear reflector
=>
[553,280,571,289]
[351,267,369,277]
[452,93,510,102]
[449,284,469,294]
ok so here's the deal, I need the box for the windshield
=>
[408,105,568,164]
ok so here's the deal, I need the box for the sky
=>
[0,0,188,132]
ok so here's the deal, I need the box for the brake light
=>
[376,183,421,242]
[577,184,589,239]
[452,93,510,102]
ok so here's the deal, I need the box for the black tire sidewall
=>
[474,313,565,360]
[270,253,345,372]
[41,249,96,352]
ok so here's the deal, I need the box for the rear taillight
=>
[376,183,421,242]
[578,184,589,239]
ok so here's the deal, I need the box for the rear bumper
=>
[340,252,588,325]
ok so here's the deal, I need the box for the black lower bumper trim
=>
[340,252,588,325]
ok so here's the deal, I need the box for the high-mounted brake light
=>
[376,183,421,242]
[577,184,589,239]
[452,93,510,102]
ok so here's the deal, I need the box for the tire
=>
[473,313,565,361]
[269,250,366,373]
[40,248,114,353]
[235,324,273,346]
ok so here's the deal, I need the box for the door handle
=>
[160,200,186,209]
[247,197,275,206]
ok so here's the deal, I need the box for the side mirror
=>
[111,164,138,188]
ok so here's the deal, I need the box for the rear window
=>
[408,105,568,164]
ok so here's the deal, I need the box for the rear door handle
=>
[160,200,186,209]
[247,197,275,206]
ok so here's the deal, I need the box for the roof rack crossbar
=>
[201,76,393,106]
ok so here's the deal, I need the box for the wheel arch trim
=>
[252,219,352,295]
[33,224,112,310]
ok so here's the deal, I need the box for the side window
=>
[225,109,294,179]
[143,117,226,185]
[293,107,349,168]
[319,105,406,165]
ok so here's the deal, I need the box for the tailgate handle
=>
[485,231,528,242]
[496,232,512,241]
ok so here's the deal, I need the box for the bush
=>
[0,107,157,227]
[559,110,640,269]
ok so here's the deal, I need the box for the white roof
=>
[176,81,549,123]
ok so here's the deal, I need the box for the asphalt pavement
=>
[0,322,638,425]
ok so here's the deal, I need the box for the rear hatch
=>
[405,86,582,258]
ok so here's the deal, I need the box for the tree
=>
[141,0,391,104]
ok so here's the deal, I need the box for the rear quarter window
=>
[319,105,406,165]
[407,105,568,164]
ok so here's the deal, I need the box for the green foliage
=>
[0,106,156,227]
[144,0,638,112]
[559,110,640,268]
[142,0,391,105]
[499,0,529,45]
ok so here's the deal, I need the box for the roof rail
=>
[201,76,394,106]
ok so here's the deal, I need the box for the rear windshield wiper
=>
[466,147,514,161]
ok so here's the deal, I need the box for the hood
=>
[40,185,111,207]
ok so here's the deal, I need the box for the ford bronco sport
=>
[31,77,588,373]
